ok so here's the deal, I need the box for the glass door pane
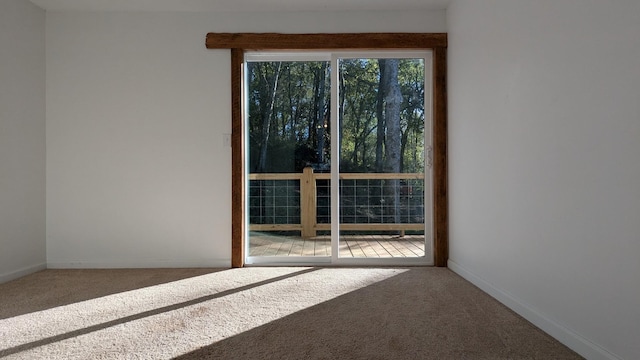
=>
[244,53,332,264]
[333,53,433,264]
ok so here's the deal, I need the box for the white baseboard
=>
[0,263,47,284]
[448,260,621,360]
[46,259,231,269]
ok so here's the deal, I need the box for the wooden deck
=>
[249,232,425,258]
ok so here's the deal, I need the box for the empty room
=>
[1,0,639,359]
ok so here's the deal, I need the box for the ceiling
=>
[30,0,450,13]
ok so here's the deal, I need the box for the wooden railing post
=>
[301,167,317,238]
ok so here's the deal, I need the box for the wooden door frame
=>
[206,33,448,267]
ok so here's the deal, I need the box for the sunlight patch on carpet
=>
[0,268,406,359]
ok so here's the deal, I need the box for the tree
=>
[256,62,283,173]
[375,59,387,172]
[382,59,402,174]
[381,59,402,224]
[315,63,328,163]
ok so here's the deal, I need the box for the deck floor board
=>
[249,232,426,258]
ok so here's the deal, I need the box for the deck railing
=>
[249,167,425,238]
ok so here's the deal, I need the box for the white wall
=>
[0,0,46,282]
[45,10,446,268]
[447,1,640,359]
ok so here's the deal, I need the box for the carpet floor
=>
[0,267,583,359]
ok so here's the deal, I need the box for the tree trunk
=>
[400,129,409,173]
[316,63,327,164]
[375,59,387,172]
[338,65,346,168]
[383,59,402,173]
[382,59,402,225]
[257,62,282,172]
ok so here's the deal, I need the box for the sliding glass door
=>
[245,51,432,265]
[331,52,432,265]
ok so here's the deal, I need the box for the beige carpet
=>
[0,267,583,359]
